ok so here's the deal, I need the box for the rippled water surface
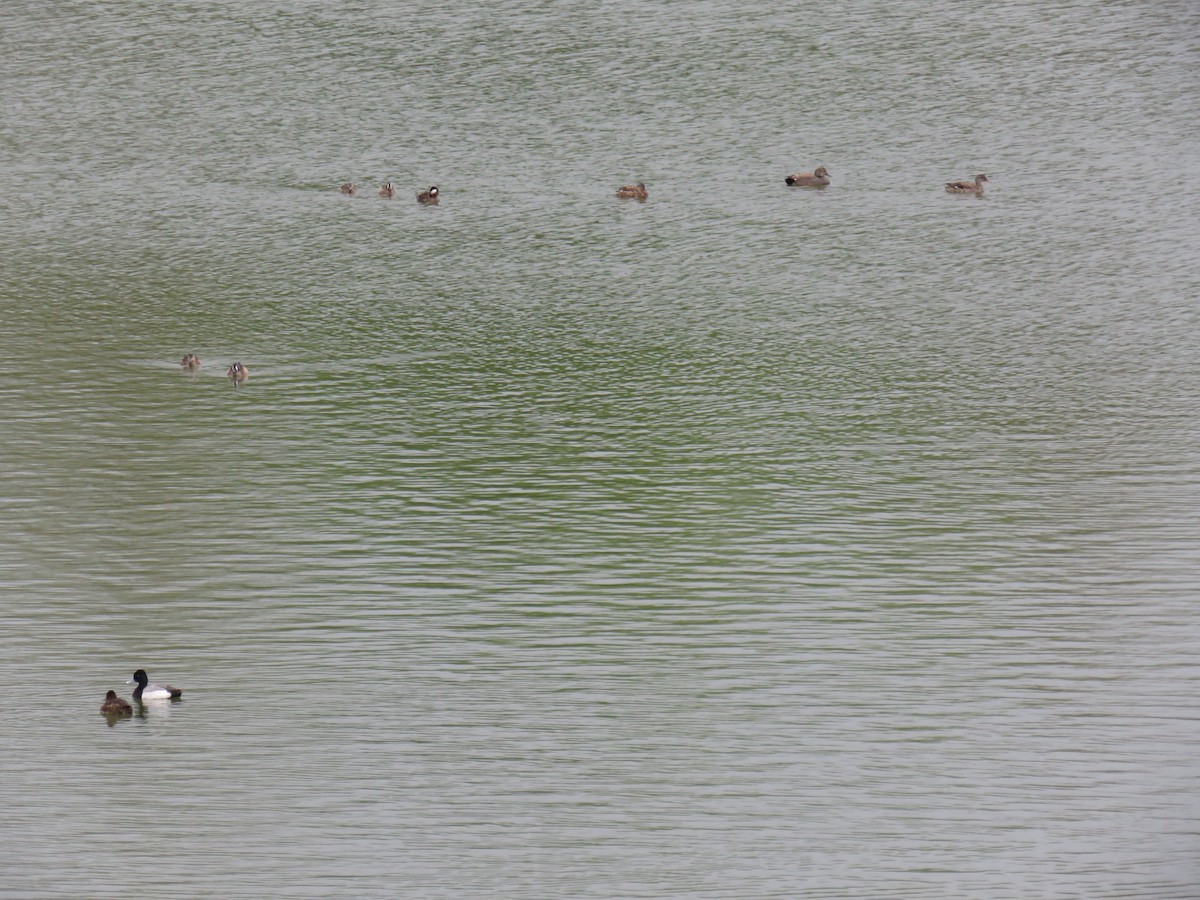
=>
[2,1,1199,897]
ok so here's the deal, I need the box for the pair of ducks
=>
[100,670,183,716]
[341,182,440,204]
[782,167,991,195]
[180,354,248,383]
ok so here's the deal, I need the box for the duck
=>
[129,669,183,701]
[784,166,830,187]
[100,690,133,716]
[615,182,648,200]
[945,174,989,194]
[339,183,357,196]
[417,186,440,205]
[378,182,397,198]
[180,352,201,370]
[226,362,248,383]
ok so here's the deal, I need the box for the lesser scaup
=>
[129,669,183,701]
[101,690,134,715]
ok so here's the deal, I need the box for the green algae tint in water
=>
[1,1,1199,897]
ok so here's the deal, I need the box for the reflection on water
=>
[2,0,1199,896]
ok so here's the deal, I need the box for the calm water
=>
[2,1,1199,897]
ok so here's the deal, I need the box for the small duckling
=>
[784,166,830,187]
[945,174,989,194]
[378,182,397,198]
[417,186,440,205]
[226,362,248,383]
[339,183,358,196]
[100,690,133,716]
[180,352,201,370]
[615,182,648,200]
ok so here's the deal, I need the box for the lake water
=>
[2,1,1199,897]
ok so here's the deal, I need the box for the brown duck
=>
[784,166,830,187]
[100,690,133,716]
[945,174,989,194]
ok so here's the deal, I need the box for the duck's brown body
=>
[615,182,648,200]
[784,166,830,187]
[101,690,133,716]
[945,174,989,194]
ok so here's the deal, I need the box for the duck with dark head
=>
[100,690,133,716]
[129,669,183,702]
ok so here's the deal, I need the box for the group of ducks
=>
[335,170,992,201]
[341,182,441,204]
[180,352,247,383]
[176,168,988,383]
[100,669,183,718]
[781,166,990,194]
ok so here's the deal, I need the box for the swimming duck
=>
[615,182,648,200]
[945,174,989,194]
[100,690,133,716]
[378,182,397,198]
[129,669,183,701]
[417,186,440,205]
[784,166,830,187]
[180,353,201,370]
[339,183,357,196]
[226,362,248,383]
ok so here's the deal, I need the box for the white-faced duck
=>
[100,690,134,716]
[378,182,396,198]
[129,669,183,701]
[784,166,830,187]
[945,174,989,194]
[226,362,248,383]
[417,186,439,205]
[615,182,648,200]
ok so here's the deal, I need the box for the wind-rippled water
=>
[1,1,1199,897]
